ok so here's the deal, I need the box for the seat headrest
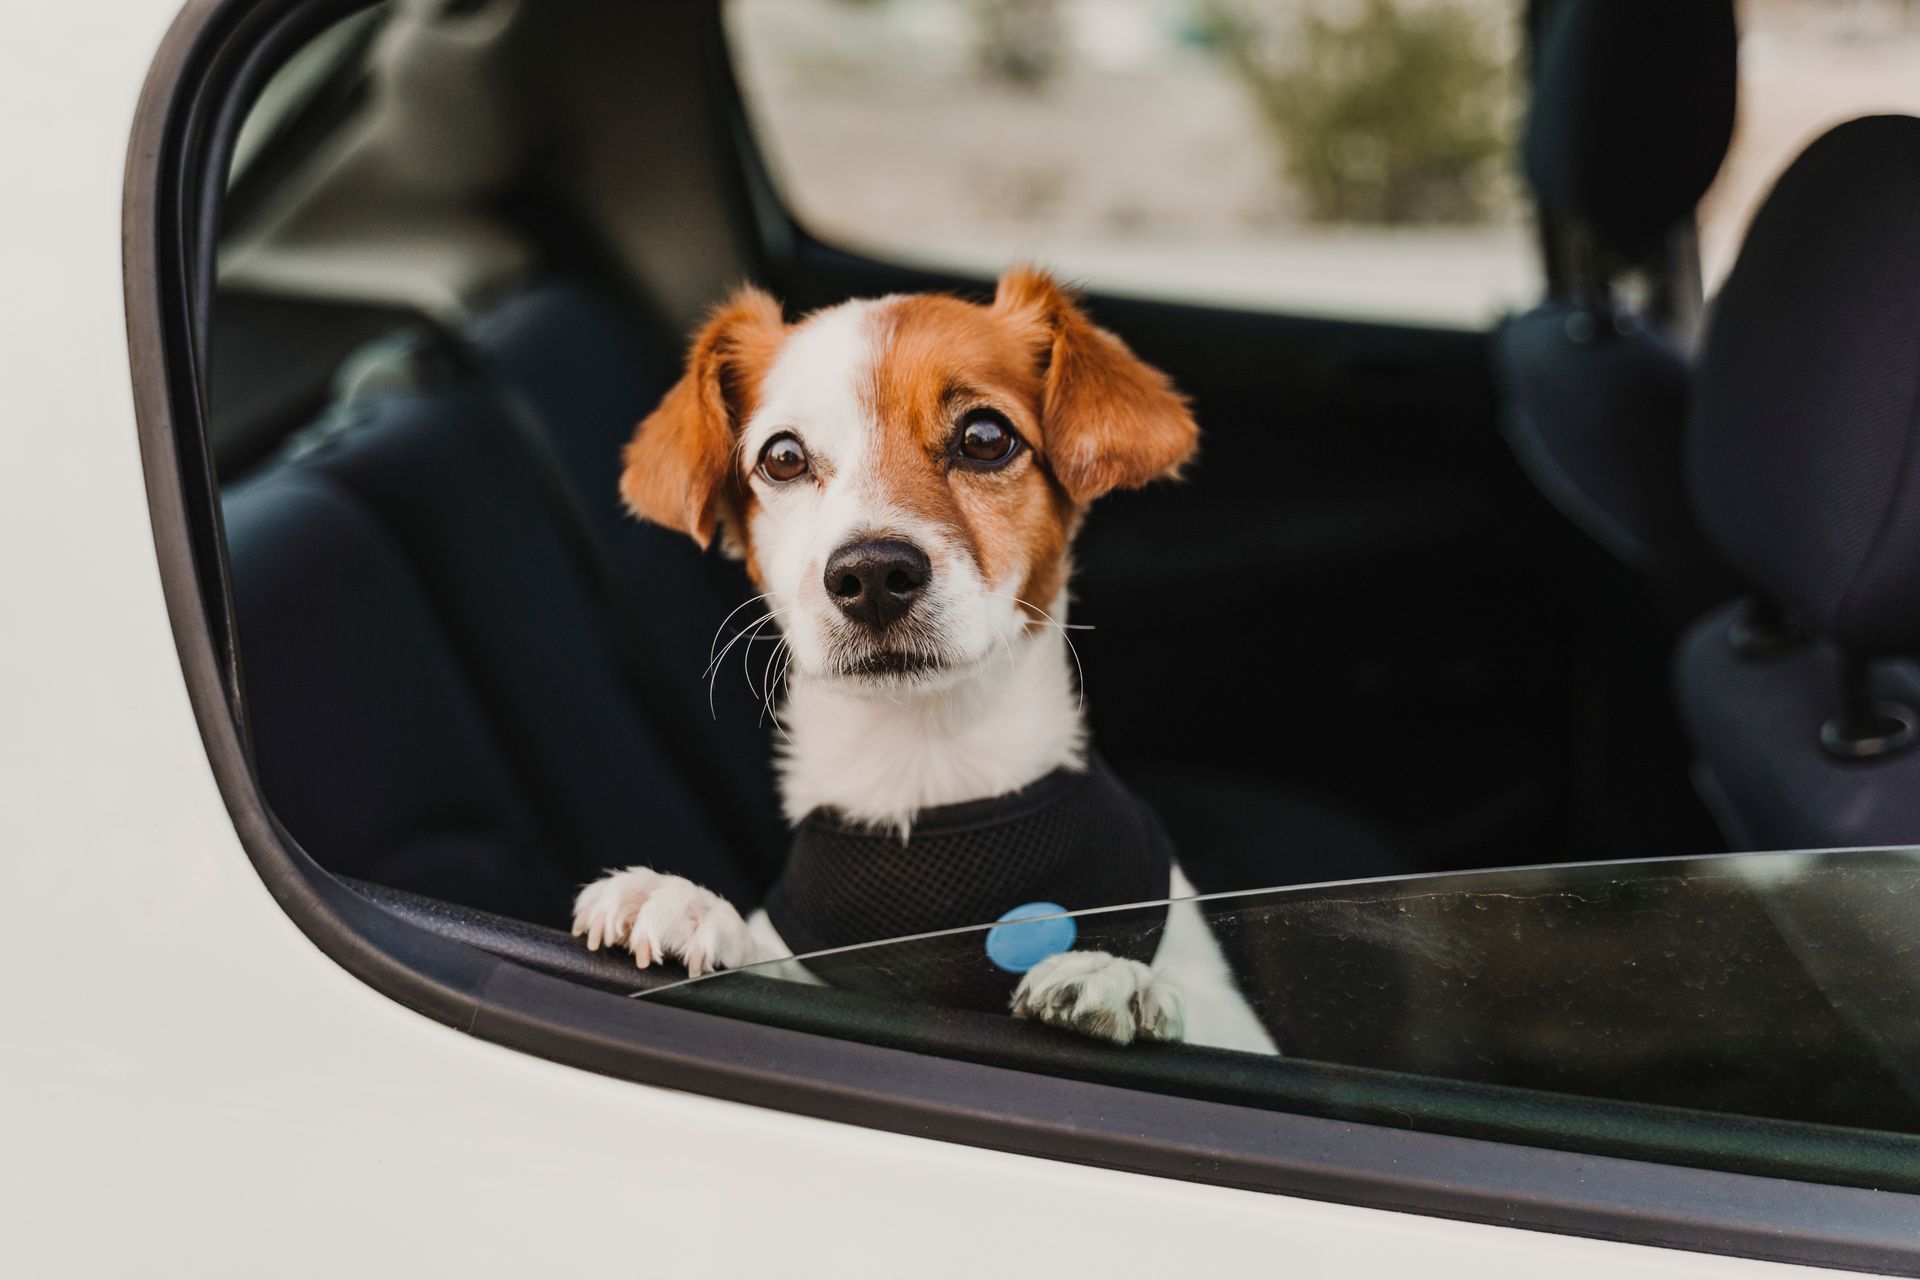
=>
[1523,0,1737,245]
[1690,116,1920,656]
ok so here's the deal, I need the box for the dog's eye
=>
[758,433,810,483]
[955,410,1020,468]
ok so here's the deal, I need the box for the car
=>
[8,0,1920,1274]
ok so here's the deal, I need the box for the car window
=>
[1700,0,1920,292]
[645,845,1920,1193]
[724,0,1540,327]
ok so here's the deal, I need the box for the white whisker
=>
[742,610,780,698]
[705,608,788,718]
[706,592,775,668]
[766,645,795,742]
[758,635,787,720]
[1014,597,1086,714]
[703,612,769,681]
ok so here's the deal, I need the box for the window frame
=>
[125,0,1920,1270]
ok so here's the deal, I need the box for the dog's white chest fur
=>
[775,622,1085,835]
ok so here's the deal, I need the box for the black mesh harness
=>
[764,756,1173,1010]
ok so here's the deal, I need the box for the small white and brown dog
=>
[572,266,1274,1052]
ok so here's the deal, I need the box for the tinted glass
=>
[643,847,1920,1192]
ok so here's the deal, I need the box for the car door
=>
[16,1,1906,1276]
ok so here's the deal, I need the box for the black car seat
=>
[225,283,784,927]
[461,284,789,876]
[1492,0,1737,603]
[1677,116,1920,850]
[226,464,582,923]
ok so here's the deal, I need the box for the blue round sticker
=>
[985,902,1076,973]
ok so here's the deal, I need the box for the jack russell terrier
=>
[572,267,1274,1052]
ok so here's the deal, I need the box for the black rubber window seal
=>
[123,0,1920,1272]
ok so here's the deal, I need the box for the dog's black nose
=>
[824,538,931,629]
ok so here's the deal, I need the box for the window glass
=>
[1701,0,1920,291]
[646,846,1920,1192]
[725,0,1540,327]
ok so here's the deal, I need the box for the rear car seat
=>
[1679,116,1920,850]
[225,283,783,927]
[1492,0,1737,606]
[225,466,578,922]
[463,284,788,876]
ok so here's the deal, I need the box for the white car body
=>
[0,2,1862,1275]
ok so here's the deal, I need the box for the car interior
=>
[199,0,1920,1119]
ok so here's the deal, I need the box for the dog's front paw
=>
[1010,950,1185,1045]
[571,867,755,977]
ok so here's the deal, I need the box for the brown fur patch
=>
[859,271,1195,618]
[992,266,1200,505]
[620,285,785,551]
[864,295,1073,616]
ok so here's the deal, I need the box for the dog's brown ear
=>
[620,285,786,549]
[993,265,1198,505]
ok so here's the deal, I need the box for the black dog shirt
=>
[763,755,1173,1011]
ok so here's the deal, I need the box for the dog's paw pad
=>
[571,868,753,977]
[1010,950,1185,1045]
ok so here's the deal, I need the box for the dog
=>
[571,266,1274,1052]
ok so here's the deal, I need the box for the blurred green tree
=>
[973,0,1066,88]
[1202,0,1515,225]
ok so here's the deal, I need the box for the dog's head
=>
[621,266,1198,694]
